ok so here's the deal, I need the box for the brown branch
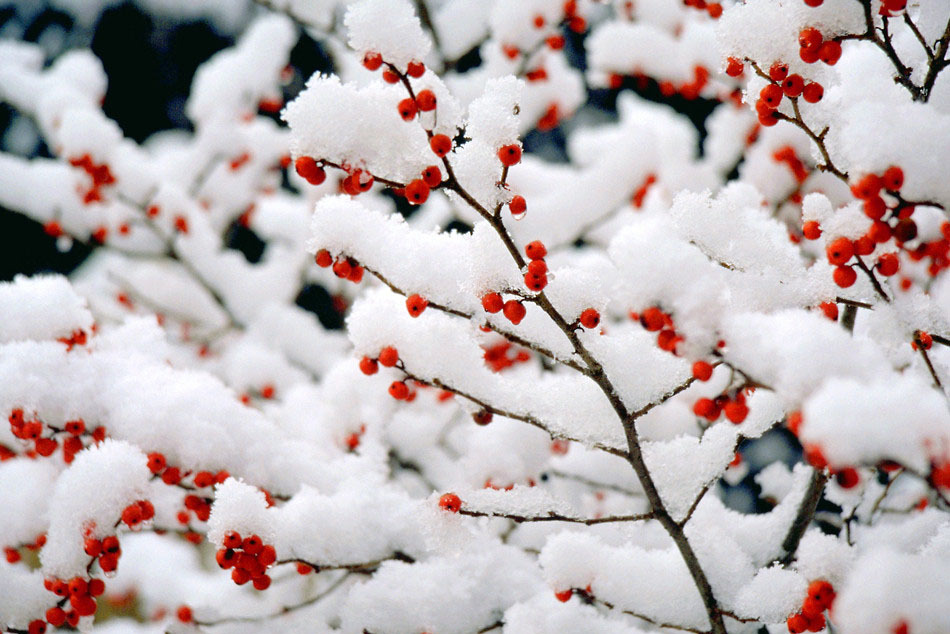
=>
[776,468,829,566]
[546,469,641,496]
[913,331,943,389]
[853,255,890,303]
[459,507,654,525]
[277,551,415,574]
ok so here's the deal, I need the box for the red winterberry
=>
[415,89,437,111]
[769,62,789,82]
[482,292,504,313]
[406,294,428,317]
[723,401,749,424]
[833,266,857,288]
[389,381,410,400]
[438,492,461,512]
[362,51,383,71]
[177,606,193,623]
[359,356,379,375]
[882,165,904,191]
[430,134,452,157]
[783,74,805,97]
[802,81,824,103]
[554,589,573,602]
[223,531,242,549]
[799,27,823,50]
[725,57,743,77]
[826,237,854,265]
[398,98,418,121]
[378,346,399,367]
[803,220,822,240]
[146,452,166,473]
[876,253,900,276]
[525,240,547,260]
[509,195,527,216]
[294,157,326,186]
[497,144,522,167]
[579,308,600,329]
[503,300,527,325]
[406,60,426,78]
[692,361,713,381]
[760,84,783,109]
[818,40,842,65]
[422,165,442,187]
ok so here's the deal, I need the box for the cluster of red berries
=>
[7,410,106,464]
[822,234,898,289]
[362,50,426,83]
[786,579,835,633]
[119,499,156,530]
[397,88,436,122]
[905,223,950,279]
[82,530,122,574]
[520,240,550,292]
[657,65,711,101]
[682,0,723,19]
[482,340,531,373]
[357,347,420,402]
[147,451,230,491]
[632,306,684,354]
[773,146,809,184]
[40,575,107,629]
[294,156,326,186]
[215,531,277,590]
[797,27,841,66]
[752,60,824,127]
[314,249,365,284]
[68,153,115,205]
[632,173,658,208]
[481,290,525,326]
[401,165,442,206]
[500,1,582,59]
[693,388,751,424]
[3,534,45,563]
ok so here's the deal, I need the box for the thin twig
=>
[459,507,654,525]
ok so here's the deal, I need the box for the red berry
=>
[525,240,547,260]
[398,98,418,121]
[161,466,182,485]
[421,165,442,187]
[252,574,272,590]
[851,173,883,200]
[853,235,874,256]
[863,195,887,220]
[760,84,783,109]
[415,89,437,112]
[503,300,527,325]
[876,253,900,276]
[892,621,908,634]
[146,452,166,473]
[406,294,428,317]
[524,272,547,291]
[406,179,431,205]
[216,547,236,569]
[382,69,400,83]
[121,504,143,527]
[362,51,383,71]
[84,538,102,557]
[497,144,522,167]
[802,82,824,103]
[406,60,425,78]
[231,567,251,585]
[833,265,857,288]
[102,535,120,553]
[799,27,823,50]
[472,410,493,425]
[723,401,749,424]
[527,260,547,276]
[769,62,789,82]
[693,398,718,420]
[826,237,854,265]
[438,492,461,512]
[87,578,105,597]
[177,605,193,622]
[546,35,565,49]
[819,40,842,65]
[71,594,97,617]
[482,292,504,313]
[725,57,743,77]
[294,157,326,185]
[640,307,666,332]
[389,381,410,400]
[509,195,527,216]
[800,45,821,64]
[430,134,452,157]
[707,3,723,18]
[803,220,822,240]
[554,589,573,602]
[914,330,933,350]
[45,607,67,627]
[692,361,713,381]
[835,467,860,488]
[579,308,600,329]
[223,531,242,549]
[242,535,263,555]
[787,613,808,634]
[883,165,904,190]
[359,357,379,375]
[783,74,805,97]
[258,544,277,567]
[28,619,46,634]
[805,612,826,632]
[378,346,399,367]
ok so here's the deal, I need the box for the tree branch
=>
[459,507,654,525]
